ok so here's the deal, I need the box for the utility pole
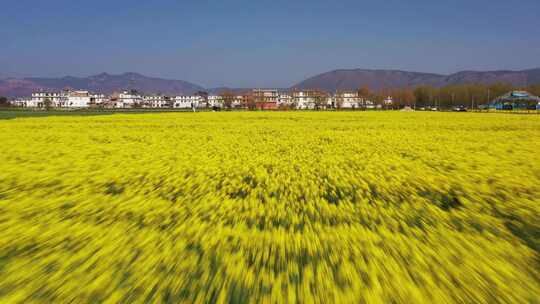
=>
[487,89,491,110]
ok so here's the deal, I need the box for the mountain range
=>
[292,68,540,91]
[1,69,540,97]
[0,73,204,97]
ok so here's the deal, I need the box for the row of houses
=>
[12,89,380,110]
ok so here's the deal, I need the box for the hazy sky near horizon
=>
[1,0,539,88]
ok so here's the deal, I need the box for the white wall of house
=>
[118,91,142,108]
[31,92,68,107]
[27,90,107,108]
[143,96,171,108]
[175,95,201,108]
[292,91,317,109]
[67,91,91,107]
[278,94,293,106]
[207,95,222,107]
[253,89,279,104]
[233,96,244,107]
[340,92,360,108]
[335,92,375,109]
[68,96,90,107]
[90,94,107,106]
[11,98,35,107]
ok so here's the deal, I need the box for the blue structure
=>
[488,91,540,110]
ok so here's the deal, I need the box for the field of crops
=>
[0,111,539,303]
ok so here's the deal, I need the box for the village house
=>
[31,91,68,107]
[233,95,247,108]
[252,89,278,110]
[174,95,202,108]
[334,91,374,109]
[207,95,222,108]
[291,89,330,109]
[88,92,107,107]
[278,93,293,107]
[335,91,362,109]
[67,90,92,107]
[107,91,142,108]
[25,90,105,108]
[116,90,143,108]
[10,97,34,107]
[143,95,172,108]
[384,96,393,107]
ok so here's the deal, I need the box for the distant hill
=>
[3,69,540,97]
[292,68,540,91]
[0,72,204,97]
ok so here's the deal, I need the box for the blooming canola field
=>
[0,111,539,303]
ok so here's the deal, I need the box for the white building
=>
[292,90,313,109]
[252,89,278,102]
[31,91,68,107]
[143,95,172,108]
[335,91,361,108]
[291,90,329,109]
[251,89,279,109]
[175,95,202,108]
[233,95,245,108]
[334,91,374,109]
[11,98,35,107]
[89,93,107,107]
[278,93,293,107]
[365,100,375,109]
[66,90,91,107]
[26,90,105,108]
[207,95,222,108]
[118,91,143,108]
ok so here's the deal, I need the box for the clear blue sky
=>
[1,0,539,88]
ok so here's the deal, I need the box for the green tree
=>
[219,90,235,110]
[488,82,514,101]
[358,85,370,98]
[526,84,540,97]
[413,86,436,108]
[313,90,328,110]
[43,98,53,111]
[0,96,9,107]
[376,88,392,109]
[244,93,257,111]
[391,88,415,108]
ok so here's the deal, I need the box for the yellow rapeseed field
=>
[0,111,539,303]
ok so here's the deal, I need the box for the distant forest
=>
[367,83,540,108]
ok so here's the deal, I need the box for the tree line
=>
[371,83,540,109]
[0,96,9,107]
